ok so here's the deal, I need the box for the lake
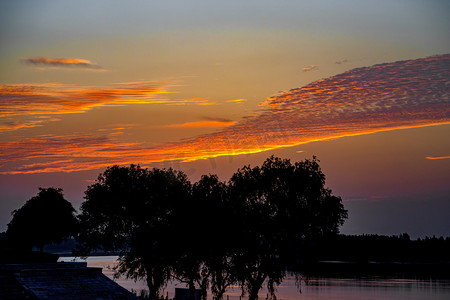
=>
[58,256,450,299]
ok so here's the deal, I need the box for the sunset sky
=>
[1,0,449,237]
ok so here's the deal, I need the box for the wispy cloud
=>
[22,57,104,70]
[426,155,450,160]
[166,97,218,106]
[226,98,247,103]
[0,135,140,174]
[302,65,318,72]
[0,136,134,163]
[0,81,172,116]
[0,81,217,131]
[161,119,236,129]
[0,119,53,131]
[2,54,449,174]
[335,59,349,65]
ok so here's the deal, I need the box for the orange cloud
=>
[23,57,103,70]
[164,97,218,106]
[0,81,218,132]
[0,136,135,163]
[426,155,450,160]
[0,119,46,131]
[226,98,247,103]
[0,135,144,174]
[302,65,318,72]
[0,82,171,116]
[1,54,449,174]
[161,120,236,129]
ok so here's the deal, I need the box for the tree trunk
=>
[248,287,260,300]
[248,273,266,300]
[200,277,208,300]
[146,273,160,300]
[213,280,227,300]
[215,289,226,300]
[189,279,196,300]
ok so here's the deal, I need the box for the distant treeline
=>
[300,233,450,264]
[2,232,448,264]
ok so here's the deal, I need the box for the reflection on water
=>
[59,256,450,300]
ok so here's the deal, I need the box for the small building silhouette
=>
[0,262,138,299]
[174,287,201,300]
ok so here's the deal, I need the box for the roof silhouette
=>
[0,262,138,299]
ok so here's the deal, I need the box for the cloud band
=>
[1,54,449,174]
[23,57,103,69]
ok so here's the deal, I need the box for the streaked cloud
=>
[97,124,136,137]
[226,98,247,103]
[426,155,450,160]
[0,136,134,163]
[23,57,103,70]
[201,117,235,123]
[0,81,172,116]
[161,119,236,129]
[1,54,449,174]
[0,119,48,131]
[335,59,349,65]
[0,81,216,131]
[302,65,318,72]
[0,135,139,174]
[164,97,218,106]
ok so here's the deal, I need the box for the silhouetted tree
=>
[77,165,191,300]
[77,157,346,300]
[6,187,78,253]
[194,175,237,300]
[171,174,236,300]
[229,156,347,300]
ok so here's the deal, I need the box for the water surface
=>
[58,256,450,299]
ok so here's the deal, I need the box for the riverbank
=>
[298,260,450,278]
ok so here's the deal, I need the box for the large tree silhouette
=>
[6,187,78,253]
[229,156,347,300]
[189,174,236,300]
[77,165,191,300]
[77,157,346,300]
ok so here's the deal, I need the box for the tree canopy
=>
[77,165,192,300]
[77,156,347,300]
[6,187,78,252]
[228,156,347,299]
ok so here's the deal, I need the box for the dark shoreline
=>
[59,254,450,279]
[296,260,450,278]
